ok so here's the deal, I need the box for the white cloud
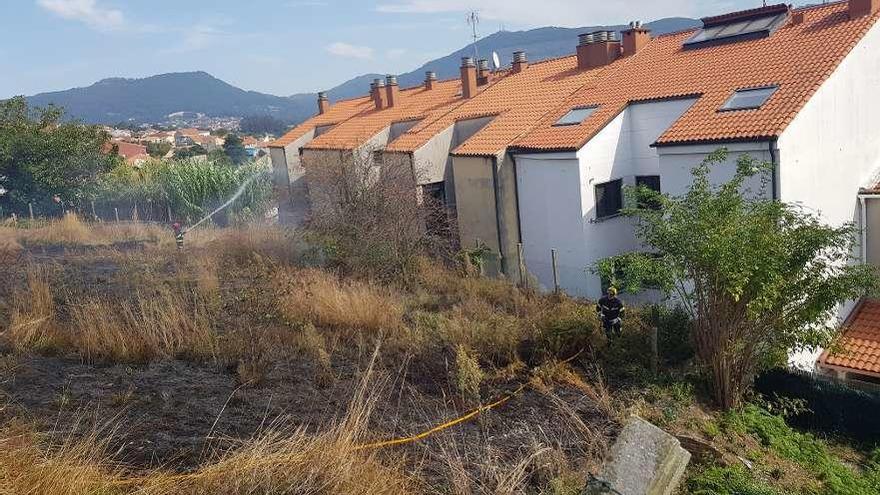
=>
[376,0,737,28]
[386,48,407,60]
[326,42,374,60]
[36,0,125,31]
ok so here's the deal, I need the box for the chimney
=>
[385,75,400,108]
[577,30,621,70]
[317,91,329,115]
[425,71,437,90]
[622,21,651,57]
[477,59,491,85]
[460,57,477,99]
[850,0,880,18]
[512,51,528,74]
[373,78,387,110]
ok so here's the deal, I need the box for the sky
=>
[1,0,770,99]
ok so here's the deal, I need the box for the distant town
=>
[104,114,276,166]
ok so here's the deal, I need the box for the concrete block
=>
[587,416,691,495]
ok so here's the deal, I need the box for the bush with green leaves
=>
[97,157,272,224]
[597,148,877,409]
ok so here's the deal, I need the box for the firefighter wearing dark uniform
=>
[596,287,625,337]
[172,222,185,250]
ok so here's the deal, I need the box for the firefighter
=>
[171,222,185,250]
[596,287,625,338]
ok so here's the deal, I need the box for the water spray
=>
[172,171,267,248]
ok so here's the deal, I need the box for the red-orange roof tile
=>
[820,300,880,376]
[305,78,471,151]
[269,95,374,148]
[387,56,609,156]
[514,2,880,151]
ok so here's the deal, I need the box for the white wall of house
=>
[775,18,880,369]
[657,141,774,199]
[516,98,697,299]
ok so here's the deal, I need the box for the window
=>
[553,106,598,126]
[372,149,384,165]
[720,86,778,111]
[595,179,623,219]
[635,175,661,210]
[683,10,788,49]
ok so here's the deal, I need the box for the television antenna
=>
[467,11,480,61]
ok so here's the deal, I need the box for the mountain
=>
[24,18,700,126]
[26,71,316,125]
[316,17,700,102]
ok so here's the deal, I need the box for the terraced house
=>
[271,1,880,378]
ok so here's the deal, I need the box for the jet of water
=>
[183,172,265,234]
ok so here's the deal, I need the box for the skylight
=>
[553,106,598,126]
[684,6,789,49]
[720,86,778,111]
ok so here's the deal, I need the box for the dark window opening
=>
[553,106,598,126]
[635,175,662,210]
[595,179,623,219]
[683,9,788,49]
[720,85,778,111]
[372,150,384,165]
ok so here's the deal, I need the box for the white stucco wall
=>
[269,128,318,226]
[776,18,880,369]
[516,98,698,299]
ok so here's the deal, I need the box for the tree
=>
[305,148,453,279]
[146,141,172,158]
[0,97,117,215]
[222,133,248,165]
[240,115,287,136]
[173,144,208,159]
[600,149,877,409]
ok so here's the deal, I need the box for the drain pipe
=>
[768,139,778,201]
[858,194,880,265]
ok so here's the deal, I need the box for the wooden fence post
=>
[90,201,97,221]
[167,204,173,222]
[114,207,120,223]
[651,326,659,376]
[28,202,34,221]
[551,248,560,294]
[517,242,526,288]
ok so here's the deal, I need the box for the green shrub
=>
[688,466,782,495]
[723,405,880,495]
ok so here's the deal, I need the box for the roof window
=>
[720,86,778,111]
[553,106,598,126]
[684,4,789,49]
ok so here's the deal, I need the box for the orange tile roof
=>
[304,78,471,151]
[387,56,609,156]
[514,2,880,151]
[820,300,880,376]
[268,95,375,148]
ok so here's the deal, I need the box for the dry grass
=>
[5,266,60,354]
[68,288,218,364]
[0,419,132,495]
[0,353,416,495]
[276,268,405,338]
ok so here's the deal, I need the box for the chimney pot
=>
[622,22,651,58]
[460,58,477,98]
[512,51,528,73]
[850,0,880,18]
[372,78,387,110]
[317,91,329,115]
[385,75,400,107]
[477,59,491,85]
[577,30,622,70]
[425,71,437,90]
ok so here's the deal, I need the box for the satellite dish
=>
[492,51,500,70]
